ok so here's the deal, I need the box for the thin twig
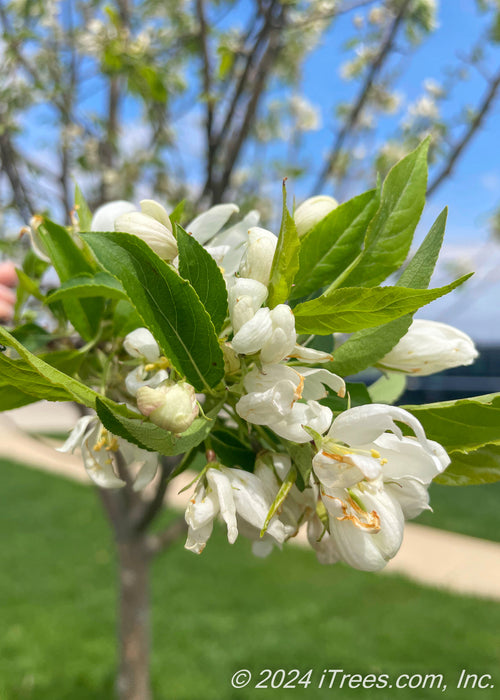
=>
[427,67,500,197]
[312,0,412,194]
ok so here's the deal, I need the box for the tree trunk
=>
[116,536,152,700]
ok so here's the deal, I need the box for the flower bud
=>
[228,277,268,332]
[136,382,199,433]
[238,227,277,286]
[222,342,241,374]
[115,212,177,261]
[378,320,479,376]
[294,195,338,237]
[91,200,136,232]
[123,327,160,363]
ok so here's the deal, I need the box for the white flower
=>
[186,203,239,245]
[231,304,297,364]
[287,344,333,363]
[136,381,199,433]
[123,327,168,396]
[294,195,338,237]
[123,327,160,364]
[312,404,449,571]
[91,200,136,232]
[378,320,478,376]
[115,200,177,260]
[58,416,159,490]
[185,466,288,554]
[228,277,268,333]
[209,210,261,278]
[236,364,344,443]
[238,227,277,286]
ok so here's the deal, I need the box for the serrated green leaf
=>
[47,272,127,304]
[291,188,379,299]
[344,138,430,287]
[293,273,471,335]
[0,327,97,409]
[96,397,223,457]
[176,225,228,333]
[329,208,449,375]
[403,393,500,453]
[267,183,301,307]
[74,183,93,231]
[83,232,224,391]
[38,219,102,340]
[435,444,500,486]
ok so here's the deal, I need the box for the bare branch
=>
[196,0,216,194]
[145,515,188,557]
[0,129,35,221]
[312,0,413,194]
[427,67,500,197]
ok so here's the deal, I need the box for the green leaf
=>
[291,188,380,299]
[96,397,223,457]
[368,373,407,404]
[176,226,228,333]
[283,441,314,491]
[435,444,500,486]
[47,272,127,304]
[329,208,449,375]
[0,326,98,409]
[344,138,430,287]
[38,219,102,340]
[293,273,471,335]
[261,465,297,537]
[403,393,500,453]
[74,183,93,231]
[83,232,224,391]
[210,430,255,470]
[320,381,372,413]
[169,200,185,225]
[11,323,51,353]
[267,183,301,307]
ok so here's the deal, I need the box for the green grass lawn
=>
[1,459,499,700]
[416,481,500,542]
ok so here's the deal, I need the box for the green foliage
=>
[291,188,380,299]
[344,139,430,287]
[96,398,223,458]
[368,373,407,404]
[46,272,127,305]
[330,208,448,375]
[267,183,301,308]
[37,219,103,340]
[0,327,95,409]
[176,226,228,333]
[436,445,500,486]
[210,430,255,471]
[74,183,93,231]
[83,231,224,391]
[293,274,471,335]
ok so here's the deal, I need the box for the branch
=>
[196,0,216,194]
[427,67,500,197]
[312,0,412,194]
[209,2,286,202]
[0,129,35,221]
[145,515,188,558]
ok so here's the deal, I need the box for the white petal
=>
[299,367,346,400]
[132,453,159,491]
[329,404,429,450]
[91,200,136,231]
[268,400,332,443]
[187,203,239,245]
[206,468,238,543]
[231,307,272,355]
[288,344,333,363]
[307,513,340,565]
[57,415,94,453]
[125,367,168,397]
[81,429,125,489]
[236,380,297,424]
[238,226,277,286]
[140,199,172,230]
[294,195,338,237]
[123,327,160,363]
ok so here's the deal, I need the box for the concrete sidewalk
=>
[2,403,500,602]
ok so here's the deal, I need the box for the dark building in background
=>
[398,345,500,404]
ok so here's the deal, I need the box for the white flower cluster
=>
[55,194,478,573]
